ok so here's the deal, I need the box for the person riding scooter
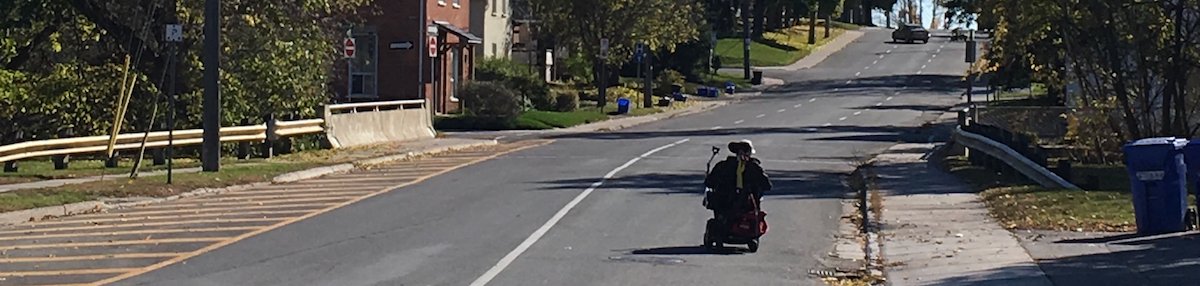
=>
[703,140,772,223]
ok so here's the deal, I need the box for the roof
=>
[434,21,482,44]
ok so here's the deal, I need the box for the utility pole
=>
[201,0,221,172]
[742,0,751,80]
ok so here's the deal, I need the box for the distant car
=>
[950,28,973,41]
[893,24,930,44]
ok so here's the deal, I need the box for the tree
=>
[1,0,371,155]
[818,0,845,37]
[532,0,703,89]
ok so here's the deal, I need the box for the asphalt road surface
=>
[109,28,972,286]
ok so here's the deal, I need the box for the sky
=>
[870,0,978,30]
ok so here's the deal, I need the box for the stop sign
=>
[344,38,356,58]
[429,37,438,57]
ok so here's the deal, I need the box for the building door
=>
[348,27,378,101]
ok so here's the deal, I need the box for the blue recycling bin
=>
[1183,141,1200,209]
[698,87,709,97]
[709,87,720,97]
[616,98,631,114]
[725,82,735,94]
[1123,137,1190,235]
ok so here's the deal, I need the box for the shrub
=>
[656,69,685,95]
[476,57,552,111]
[552,88,579,112]
[458,81,522,120]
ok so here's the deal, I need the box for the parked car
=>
[892,24,930,44]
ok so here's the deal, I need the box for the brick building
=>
[340,0,481,114]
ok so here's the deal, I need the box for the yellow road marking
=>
[1,237,227,250]
[182,192,374,203]
[91,140,554,286]
[31,203,337,221]
[26,210,314,227]
[120,196,361,210]
[0,226,261,241]
[0,253,183,263]
[0,218,285,235]
[195,188,378,197]
[0,268,139,277]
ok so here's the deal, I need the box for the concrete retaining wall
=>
[324,101,435,148]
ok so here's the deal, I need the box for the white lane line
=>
[902,86,908,90]
[886,49,892,53]
[810,98,817,102]
[928,59,933,63]
[846,80,853,84]
[892,45,898,49]
[834,88,841,92]
[823,123,832,127]
[932,54,937,58]
[777,109,786,113]
[735,120,745,124]
[873,60,879,65]
[940,44,945,48]
[854,111,863,115]
[839,116,848,121]
[855,72,861,77]
[794,103,803,108]
[879,54,885,59]
[756,114,766,118]
[887,96,894,101]
[710,126,722,130]
[876,102,883,106]
[864,66,870,70]
[469,138,691,286]
[917,70,923,74]
[922,65,927,69]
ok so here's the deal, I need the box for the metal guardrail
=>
[953,125,1081,190]
[0,99,429,164]
[0,120,325,163]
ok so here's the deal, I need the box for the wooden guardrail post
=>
[3,131,21,172]
[238,117,252,160]
[278,113,293,155]
[260,113,275,158]
[153,121,167,165]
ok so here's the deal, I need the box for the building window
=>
[348,31,378,99]
[450,48,461,101]
[492,44,497,56]
[453,0,460,7]
[491,0,496,13]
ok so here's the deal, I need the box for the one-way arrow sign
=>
[390,41,414,50]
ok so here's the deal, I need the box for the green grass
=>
[0,157,264,185]
[518,110,610,128]
[0,162,317,213]
[715,24,848,67]
[941,154,1141,232]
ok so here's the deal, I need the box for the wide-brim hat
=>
[728,139,755,155]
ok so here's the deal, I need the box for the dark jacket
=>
[704,156,771,211]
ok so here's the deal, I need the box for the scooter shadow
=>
[624,245,749,255]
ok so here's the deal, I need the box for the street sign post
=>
[633,43,645,63]
[599,38,609,59]
[344,38,356,58]
[429,37,438,57]
[390,41,414,50]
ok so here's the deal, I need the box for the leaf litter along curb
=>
[820,159,887,286]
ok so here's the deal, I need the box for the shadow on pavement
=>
[535,169,849,200]
[549,124,954,143]
[623,245,746,256]
[949,232,1200,286]
[765,75,967,94]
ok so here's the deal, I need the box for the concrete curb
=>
[0,140,499,226]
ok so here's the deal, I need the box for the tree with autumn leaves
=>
[977,0,1200,158]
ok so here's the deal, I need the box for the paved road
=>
[89,28,970,286]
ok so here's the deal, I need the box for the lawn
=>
[941,154,1144,232]
[0,157,264,185]
[715,23,851,67]
[0,162,319,213]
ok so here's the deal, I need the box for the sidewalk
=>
[874,143,1054,286]
[1016,229,1200,286]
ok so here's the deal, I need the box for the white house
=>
[470,0,513,58]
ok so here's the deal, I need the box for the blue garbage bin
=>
[725,82,735,94]
[710,87,720,97]
[1123,137,1190,235]
[616,98,631,114]
[1182,141,1200,211]
[698,87,709,97]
